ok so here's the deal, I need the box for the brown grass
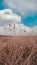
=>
[0,36,37,65]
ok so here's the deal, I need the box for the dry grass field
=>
[0,36,37,65]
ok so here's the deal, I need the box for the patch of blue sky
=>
[0,0,5,10]
[22,14,37,27]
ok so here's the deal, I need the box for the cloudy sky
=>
[0,0,37,35]
[0,0,37,27]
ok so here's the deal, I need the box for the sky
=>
[0,0,37,35]
[0,0,37,27]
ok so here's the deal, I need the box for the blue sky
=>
[22,14,37,27]
[0,0,37,27]
[0,0,5,10]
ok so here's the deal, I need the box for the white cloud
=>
[0,22,37,36]
[0,24,31,35]
[29,26,37,35]
[0,9,37,36]
[0,9,31,35]
[0,9,21,26]
[3,0,37,16]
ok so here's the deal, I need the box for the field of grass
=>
[0,36,37,65]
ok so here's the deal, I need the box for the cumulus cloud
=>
[3,0,37,16]
[0,22,37,36]
[0,9,31,35]
[0,9,37,36]
[0,24,31,35]
[0,24,37,36]
[0,9,21,26]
